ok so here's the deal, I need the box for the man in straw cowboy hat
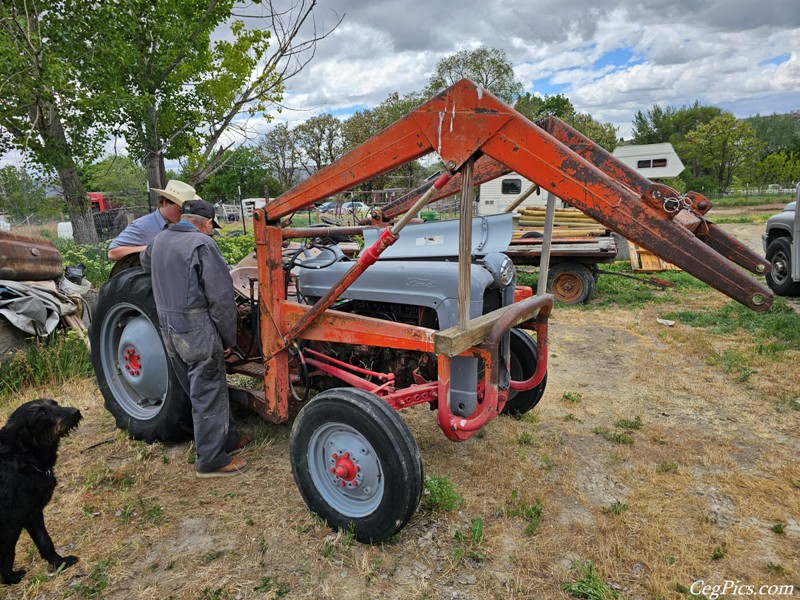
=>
[107,180,201,261]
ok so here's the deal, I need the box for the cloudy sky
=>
[250,0,800,139]
[2,0,798,170]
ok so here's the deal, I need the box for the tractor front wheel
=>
[289,388,423,543]
[502,328,547,416]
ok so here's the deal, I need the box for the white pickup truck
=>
[763,183,800,296]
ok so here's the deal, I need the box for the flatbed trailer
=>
[505,234,618,304]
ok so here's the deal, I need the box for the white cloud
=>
[5,0,799,168]
[273,0,799,142]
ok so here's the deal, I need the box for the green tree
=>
[0,166,57,222]
[747,114,800,156]
[426,47,523,104]
[0,1,117,243]
[257,123,301,190]
[107,0,339,202]
[515,93,618,151]
[295,114,344,174]
[685,114,765,193]
[515,92,575,121]
[195,146,283,201]
[83,156,147,206]
[631,105,678,144]
[342,92,428,191]
[752,151,800,188]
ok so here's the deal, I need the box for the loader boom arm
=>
[264,79,772,312]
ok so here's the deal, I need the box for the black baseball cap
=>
[182,199,221,228]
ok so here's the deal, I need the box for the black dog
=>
[0,398,82,585]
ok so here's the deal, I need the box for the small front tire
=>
[289,388,423,543]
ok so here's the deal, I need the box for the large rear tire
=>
[289,388,423,543]
[501,328,547,416]
[90,268,192,442]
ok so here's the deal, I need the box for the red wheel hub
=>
[122,346,142,377]
[330,451,359,486]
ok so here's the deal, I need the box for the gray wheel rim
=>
[307,423,384,518]
[772,249,789,284]
[98,302,169,420]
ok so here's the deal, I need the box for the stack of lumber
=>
[627,241,681,273]
[515,206,607,238]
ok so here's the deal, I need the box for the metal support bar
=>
[457,158,475,330]
[536,192,558,297]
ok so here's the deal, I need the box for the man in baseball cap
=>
[141,193,249,478]
[182,199,221,230]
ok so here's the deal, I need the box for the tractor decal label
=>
[406,278,434,288]
[415,235,444,246]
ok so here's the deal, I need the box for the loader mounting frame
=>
[244,79,772,439]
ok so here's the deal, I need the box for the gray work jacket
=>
[141,223,237,349]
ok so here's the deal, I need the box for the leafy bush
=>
[216,233,256,265]
[53,239,114,288]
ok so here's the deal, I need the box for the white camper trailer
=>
[480,144,683,217]
[478,174,564,215]
[611,143,684,179]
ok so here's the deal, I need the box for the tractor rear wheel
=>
[90,268,192,442]
[289,388,423,543]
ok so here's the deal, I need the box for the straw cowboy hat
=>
[151,180,201,206]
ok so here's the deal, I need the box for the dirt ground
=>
[3,224,799,600]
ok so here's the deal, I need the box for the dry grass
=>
[2,295,799,599]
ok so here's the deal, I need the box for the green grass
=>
[589,263,709,309]
[421,475,463,512]
[507,493,544,536]
[614,416,641,430]
[63,559,112,598]
[708,193,792,207]
[518,430,534,446]
[593,427,634,445]
[605,501,628,516]
[664,298,800,357]
[562,561,620,599]
[656,461,678,473]
[712,214,770,225]
[517,262,713,310]
[253,576,290,596]
[0,330,91,401]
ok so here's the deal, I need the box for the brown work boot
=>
[230,435,252,454]
[196,456,248,478]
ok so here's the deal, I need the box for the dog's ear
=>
[0,402,41,451]
[0,417,21,454]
